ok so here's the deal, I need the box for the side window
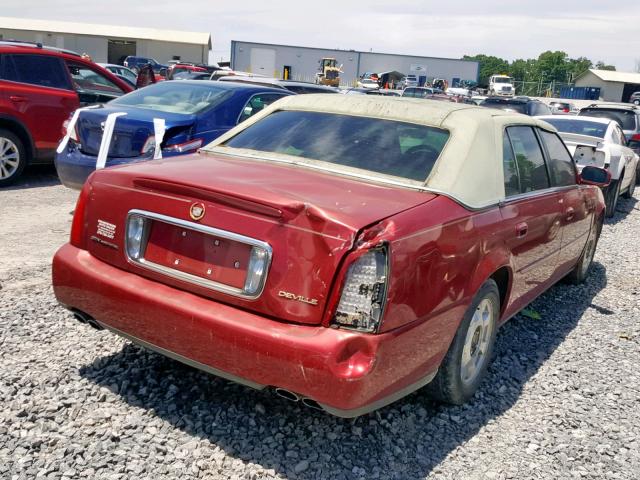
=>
[502,132,520,196]
[404,88,415,98]
[3,54,70,89]
[66,63,125,96]
[506,126,550,192]
[539,130,576,187]
[534,103,551,116]
[238,93,286,123]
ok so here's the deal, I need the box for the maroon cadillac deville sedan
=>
[52,95,609,416]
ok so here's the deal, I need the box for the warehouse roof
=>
[577,69,640,84]
[0,17,211,47]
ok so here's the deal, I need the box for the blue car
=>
[55,81,292,189]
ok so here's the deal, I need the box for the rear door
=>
[499,126,564,307]
[537,129,591,271]
[0,53,78,158]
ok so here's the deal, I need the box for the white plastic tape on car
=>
[55,105,101,154]
[95,112,128,170]
[153,118,166,160]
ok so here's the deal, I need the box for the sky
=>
[2,1,640,71]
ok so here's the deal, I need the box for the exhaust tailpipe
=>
[71,310,104,330]
[301,398,324,411]
[274,388,300,402]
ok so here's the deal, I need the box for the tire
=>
[426,279,500,405]
[623,170,636,198]
[0,128,27,187]
[634,100,640,105]
[566,214,602,284]
[604,178,621,218]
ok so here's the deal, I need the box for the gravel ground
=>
[1,167,639,480]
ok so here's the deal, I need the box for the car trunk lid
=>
[83,152,436,325]
[76,106,196,158]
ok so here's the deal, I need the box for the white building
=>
[230,41,479,87]
[575,69,640,103]
[0,17,211,65]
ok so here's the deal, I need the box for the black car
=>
[479,97,552,116]
[122,56,167,74]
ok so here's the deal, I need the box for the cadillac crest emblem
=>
[190,202,205,221]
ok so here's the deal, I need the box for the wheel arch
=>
[0,115,34,163]
[468,248,514,320]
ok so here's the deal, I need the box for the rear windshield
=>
[111,82,233,114]
[220,110,449,182]
[579,108,637,130]
[543,118,608,138]
[481,100,526,114]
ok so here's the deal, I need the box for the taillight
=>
[630,134,640,142]
[141,135,156,155]
[62,118,79,142]
[70,181,91,249]
[163,138,203,154]
[331,246,389,333]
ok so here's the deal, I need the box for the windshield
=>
[543,118,607,138]
[579,109,637,131]
[218,110,449,182]
[111,82,233,114]
[494,77,512,83]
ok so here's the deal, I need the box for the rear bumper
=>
[54,147,151,190]
[52,244,440,417]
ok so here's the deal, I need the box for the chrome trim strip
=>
[97,320,266,390]
[125,209,273,300]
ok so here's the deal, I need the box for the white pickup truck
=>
[488,75,515,97]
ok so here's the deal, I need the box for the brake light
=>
[163,138,203,154]
[141,135,156,155]
[331,246,389,333]
[631,134,640,142]
[70,181,91,249]
[62,118,79,142]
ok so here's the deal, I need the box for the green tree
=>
[594,61,616,71]
[566,57,592,82]
[535,51,569,83]
[462,54,509,87]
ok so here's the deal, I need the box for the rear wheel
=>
[426,279,499,405]
[566,215,602,284]
[634,100,640,106]
[604,178,621,218]
[0,129,27,187]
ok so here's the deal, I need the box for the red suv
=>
[0,41,133,186]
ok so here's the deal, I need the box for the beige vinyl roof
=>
[204,95,557,209]
[0,16,211,47]
[578,69,640,84]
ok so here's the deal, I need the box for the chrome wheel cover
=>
[0,137,20,180]
[460,298,495,386]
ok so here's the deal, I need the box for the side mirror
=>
[579,166,611,187]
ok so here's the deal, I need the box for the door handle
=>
[9,95,27,103]
[565,207,575,221]
[515,222,528,238]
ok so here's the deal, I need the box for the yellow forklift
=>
[315,58,341,87]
